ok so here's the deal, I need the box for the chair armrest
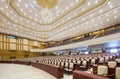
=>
[108,74,115,77]
[108,74,115,79]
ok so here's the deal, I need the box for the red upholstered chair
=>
[108,61,117,68]
[76,60,81,65]
[68,62,74,71]
[115,58,120,66]
[115,67,120,79]
[115,58,120,63]
[91,58,96,66]
[80,60,90,70]
[97,65,108,77]
[98,57,105,64]
[60,62,65,68]
[105,56,110,62]
[64,62,69,71]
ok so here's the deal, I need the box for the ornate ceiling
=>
[0,0,120,42]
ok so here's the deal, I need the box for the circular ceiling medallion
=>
[41,8,53,22]
[36,0,57,9]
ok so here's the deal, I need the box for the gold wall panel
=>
[0,50,40,60]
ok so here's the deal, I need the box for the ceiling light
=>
[20,18,22,21]
[5,6,8,8]
[40,21,42,23]
[18,0,21,2]
[74,13,77,16]
[76,0,79,2]
[20,8,23,12]
[70,24,72,26]
[29,10,32,13]
[10,10,13,13]
[95,24,97,26]
[24,13,26,15]
[67,17,70,19]
[86,22,88,24]
[95,0,98,4]
[1,0,4,2]
[109,5,113,8]
[15,21,18,23]
[90,14,93,17]
[33,1,36,4]
[82,18,85,21]
[66,7,69,10]
[6,13,9,15]
[35,14,37,16]
[14,15,16,17]
[7,22,10,25]
[25,4,28,8]
[107,19,110,22]
[114,10,117,13]
[11,17,14,20]
[0,7,3,10]
[56,14,59,16]
[100,22,103,24]
[106,13,109,17]
[114,16,117,19]
[87,2,91,5]
[17,3,20,7]
[35,18,37,21]
[70,3,73,6]
[82,8,85,11]
[61,10,64,13]
[53,17,55,19]
[55,6,58,9]
[107,1,111,5]
[99,9,103,13]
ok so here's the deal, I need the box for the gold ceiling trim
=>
[0,18,2,22]
[9,0,86,27]
[0,25,5,28]
[51,0,107,32]
[36,0,57,8]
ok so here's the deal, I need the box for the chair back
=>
[116,67,120,79]
[97,65,108,77]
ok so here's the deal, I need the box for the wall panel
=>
[23,39,28,44]
[23,46,29,51]
[10,44,16,50]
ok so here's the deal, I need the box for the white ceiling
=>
[0,0,120,41]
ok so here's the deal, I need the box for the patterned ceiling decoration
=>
[0,0,120,42]
[36,0,57,8]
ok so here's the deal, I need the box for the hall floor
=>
[0,64,72,79]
